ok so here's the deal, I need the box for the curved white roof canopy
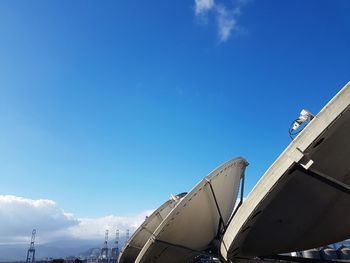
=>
[135,157,248,263]
[221,81,350,260]
[118,193,186,263]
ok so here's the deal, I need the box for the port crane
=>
[26,229,36,263]
[125,229,130,242]
[99,230,109,262]
[110,229,119,262]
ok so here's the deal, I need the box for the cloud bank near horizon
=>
[194,0,249,42]
[0,195,153,244]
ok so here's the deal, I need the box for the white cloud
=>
[0,195,152,244]
[193,0,249,42]
[216,5,236,42]
[195,0,215,15]
[0,195,77,243]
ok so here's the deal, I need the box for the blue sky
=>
[0,0,350,224]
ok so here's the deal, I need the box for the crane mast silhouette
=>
[26,229,36,263]
[99,230,109,262]
[125,229,130,242]
[110,229,119,262]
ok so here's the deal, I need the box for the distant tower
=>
[26,229,36,263]
[126,229,130,242]
[99,230,109,262]
[110,229,119,262]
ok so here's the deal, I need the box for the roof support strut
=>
[153,239,212,257]
[206,179,226,235]
[295,165,350,195]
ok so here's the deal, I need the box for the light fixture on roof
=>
[289,109,314,139]
[292,109,314,131]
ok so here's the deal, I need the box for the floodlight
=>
[292,109,314,131]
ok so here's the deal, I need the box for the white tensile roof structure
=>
[221,81,350,260]
[118,193,186,263]
[135,157,248,263]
